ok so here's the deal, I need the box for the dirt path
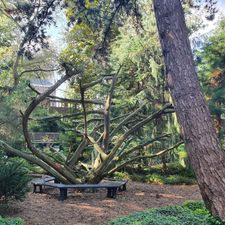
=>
[5,182,201,225]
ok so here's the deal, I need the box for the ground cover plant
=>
[108,202,224,225]
[115,163,196,185]
[0,217,24,225]
[0,156,28,225]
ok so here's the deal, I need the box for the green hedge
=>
[108,202,224,225]
[0,217,24,225]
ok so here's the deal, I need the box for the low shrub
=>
[144,173,164,184]
[114,163,196,185]
[163,175,195,185]
[107,202,224,225]
[114,172,130,180]
[0,156,30,201]
[0,216,24,225]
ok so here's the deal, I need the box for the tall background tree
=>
[153,0,225,219]
[0,0,183,185]
[197,19,225,141]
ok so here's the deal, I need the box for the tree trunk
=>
[153,0,225,219]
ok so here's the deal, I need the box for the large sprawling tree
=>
[0,0,181,184]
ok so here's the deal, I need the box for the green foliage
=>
[60,22,101,76]
[108,202,224,225]
[133,173,195,185]
[0,79,35,149]
[144,173,164,184]
[163,175,195,185]
[114,163,196,185]
[23,163,45,174]
[110,1,165,108]
[197,19,225,140]
[0,217,24,225]
[0,155,30,201]
[0,15,14,87]
[30,117,62,133]
[113,172,131,180]
[109,0,181,165]
[177,148,188,168]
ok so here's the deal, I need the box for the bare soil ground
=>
[3,182,202,225]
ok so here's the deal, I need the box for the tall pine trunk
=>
[153,0,225,219]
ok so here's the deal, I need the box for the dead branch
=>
[110,101,148,137]
[19,67,60,77]
[102,76,116,152]
[117,133,172,160]
[86,135,108,160]
[107,141,184,175]
[35,110,104,121]
[79,80,88,134]
[29,82,104,105]
[67,138,88,167]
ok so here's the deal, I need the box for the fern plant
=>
[0,153,30,201]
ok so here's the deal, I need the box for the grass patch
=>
[107,202,224,225]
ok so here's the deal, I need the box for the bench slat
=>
[40,182,125,189]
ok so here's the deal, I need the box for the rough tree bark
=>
[153,0,225,219]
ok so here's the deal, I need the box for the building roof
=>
[30,79,53,87]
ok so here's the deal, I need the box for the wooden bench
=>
[32,176,55,193]
[31,178,127,200]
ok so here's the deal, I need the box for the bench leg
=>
[118,183,126,192]
[91,188,97,193]
[39,185,43,193]
[59,188,67,201]
[33,184,43,193]
[54,179,60,184]
[33,184,37,193]
[107,188,117,198]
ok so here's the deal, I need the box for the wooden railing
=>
[30,132,60,144]
[41,99,77,113]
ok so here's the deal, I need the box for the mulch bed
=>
[2,182,202,225]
